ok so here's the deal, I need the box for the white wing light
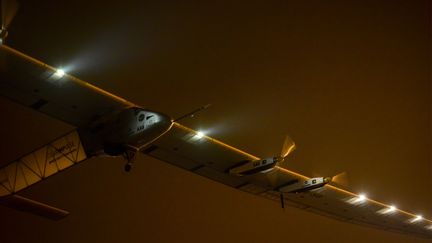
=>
[190,131,205,141]
[358,194,366,202]
[54,69,65,78]
[377,205,397,215]
[346,193,368,205]
[410,215,423,223]
[195,131,205,139]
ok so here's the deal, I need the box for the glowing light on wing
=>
[195,131,204,139]
[175,123,432,226]
[377,205,397,215]
[410,215,423,223]
[54,69,65,78]
[346,193,368,205]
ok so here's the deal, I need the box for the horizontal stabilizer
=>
[0,195,69,220]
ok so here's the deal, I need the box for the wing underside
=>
[1,44,430,236]
[0,45,133,127]
[0,130,87,197]
[145,123,432,239]
[0,130,87,219]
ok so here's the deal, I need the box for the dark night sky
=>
[0,1,431,242]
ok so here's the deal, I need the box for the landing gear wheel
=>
[124,163,132,172]
[122,147,137,172]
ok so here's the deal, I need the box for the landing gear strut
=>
[123,149,137,172]
[124,163,132,172]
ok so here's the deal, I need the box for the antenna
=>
[174,104,212,122]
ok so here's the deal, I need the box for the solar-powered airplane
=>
[0,1,431,239]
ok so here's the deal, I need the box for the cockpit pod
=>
[79,107,172,157]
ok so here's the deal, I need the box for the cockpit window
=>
[138,114,145,122]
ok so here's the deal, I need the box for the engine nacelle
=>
[278,177,331,193]
[229,157,280,176]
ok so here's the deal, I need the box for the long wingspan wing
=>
[1,44,430,237]
[0,45,134,127]
[0,130,86,219]
[143,123,258,188]
[145,123,432,239]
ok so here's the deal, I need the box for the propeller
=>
[266,135,296,186]
[272,134,350,190]
[1,0,19,41]
[0,0,18,71]
[330,171,350,188]
[280,135,296,162]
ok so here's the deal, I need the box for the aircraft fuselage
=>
[78,107,172,157]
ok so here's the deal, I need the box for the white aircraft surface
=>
[0,1,431,239]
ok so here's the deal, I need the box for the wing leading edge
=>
[146,123,432,239]
[0,45,134,127]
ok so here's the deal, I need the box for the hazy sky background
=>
[0,1,431,242]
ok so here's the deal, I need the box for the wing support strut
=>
[280,193,285,209]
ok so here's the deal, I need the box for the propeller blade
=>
[281,135,296,158]
[1,0,19,30]
[331,171,350,188]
